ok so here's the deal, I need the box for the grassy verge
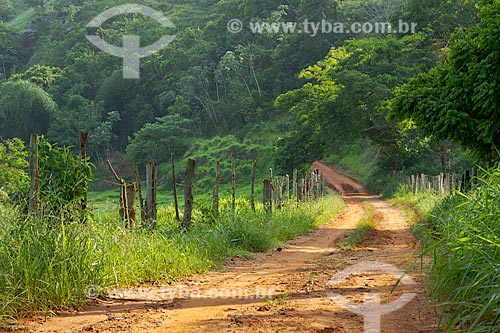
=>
[424,167,500,332]
[0,194,344,320]
[392,166,500,332]
[342,202,376,249]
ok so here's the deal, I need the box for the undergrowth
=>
[0,194,344,320]
[393,165,500,332]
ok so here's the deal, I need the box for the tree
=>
[390,2,500,160]
[38,137,93,218]
[0,22,21,79]
[126,115,192,166]
[0,80,57,142]
[11,65,63,89]
[274,34,430,169]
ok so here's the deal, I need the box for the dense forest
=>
[1,0,497,197]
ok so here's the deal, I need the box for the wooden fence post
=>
[133,163,146,224]
[107,160,136,229]
[297,178,303,202]
[263,179,272,213]
[320,176,325,197]
[292,169,298,198]
[29,134,40,214]
[268,168,273,212]
[79,131,89,215]
[182,158,196,231]
[305,173,311,200]
[285,174,290,203]
[275,177,282,210]
[251,160,257,212]
[121,182,137,230]
[471,167,478,188]
[312,171,318,200]
[213,160,220,216]
[231,155,236,212]
[145,160,158,226]
[171,154,180,222]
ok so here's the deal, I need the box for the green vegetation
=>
[342,202,376,249]
[393,164,500,332]
[0,194,344,319]
[425,167,500,332]
[0,138,28,198]
[1,0,500,330]
[391,2,500,161]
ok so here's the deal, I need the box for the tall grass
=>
[394,166,500,332]
[0,194,344,320]
[426,166,500,332]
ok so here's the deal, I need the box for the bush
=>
[0,138,29,200]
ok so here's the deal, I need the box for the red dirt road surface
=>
[11,161,437,333]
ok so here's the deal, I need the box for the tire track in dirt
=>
[13,161,437,333]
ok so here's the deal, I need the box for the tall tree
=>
[0,80,57,142]
[391,1,500,161]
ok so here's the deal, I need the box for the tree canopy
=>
[391,1,500,160]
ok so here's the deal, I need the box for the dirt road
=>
[15,161,437,333]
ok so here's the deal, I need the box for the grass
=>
[424,166,500,332]
[392,165,500,332]
[390,186,441,243]
[342,202,376,249]
[0,193,344,320]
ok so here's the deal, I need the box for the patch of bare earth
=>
[9,161,437,333]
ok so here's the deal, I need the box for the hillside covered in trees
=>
[0,0,497,193]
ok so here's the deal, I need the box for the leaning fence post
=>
[29,134,40,214]
[182,158,196,231]
[107,160,136,229]
[122,182,136,230]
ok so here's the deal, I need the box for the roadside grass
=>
[425,167,500,332]
[341,202,376,249]
[0,193,344,320]
[392,165,500,332]
[390,186,441,243]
